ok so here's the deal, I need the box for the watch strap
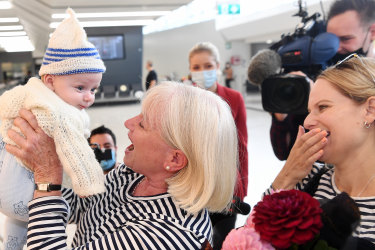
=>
[35,183,62,192]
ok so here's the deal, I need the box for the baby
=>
[0,8,105,250]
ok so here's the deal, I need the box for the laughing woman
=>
[267,55,375,248]
[5,82,238,249]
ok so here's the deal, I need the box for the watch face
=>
[37,183,49,191]
[35,183,61,192]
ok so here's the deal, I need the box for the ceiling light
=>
[0,31,26,36]
[52,11,171,19]
[0,17,19,23]
[0,36,34,52]
[50,20,154,28]
[0,1,12,9]
[0,25,23,31]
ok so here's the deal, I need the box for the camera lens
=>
[276,82,297,100]
[272,81,305,111]
[262,75,310,114]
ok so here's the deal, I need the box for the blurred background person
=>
[145,60,158,90]
[223,62,234,88]
[88,125,120,174]
[328,0,375,61]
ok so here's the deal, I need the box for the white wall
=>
[217,0,334,43]
[143,20,250,95]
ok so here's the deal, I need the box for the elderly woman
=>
[267,55,375,247]
[188,42,248,249]
[5,82,238,249]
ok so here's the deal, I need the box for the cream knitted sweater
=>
[0,77,105,196]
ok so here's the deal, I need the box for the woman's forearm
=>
[27,196,69,249]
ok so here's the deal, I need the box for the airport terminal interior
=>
[0,0,339,248]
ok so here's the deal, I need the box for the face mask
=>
[100,156,116,171]
[191,69,217,89]
[93,147,116,171]
[331,28,370,63]
[331,47,367,63]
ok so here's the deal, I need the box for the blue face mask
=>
[191,69,217,89]
[99,149,116,171]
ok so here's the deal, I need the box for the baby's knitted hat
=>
[39,8,106,76]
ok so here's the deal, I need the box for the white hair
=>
[142,81,238,214]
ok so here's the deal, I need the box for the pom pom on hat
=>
[39,8,106,76]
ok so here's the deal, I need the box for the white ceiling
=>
[2,0,335,57]
[1,0,191,56]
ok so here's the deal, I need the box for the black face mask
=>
[330,27,371,64]
[330,47,367,64]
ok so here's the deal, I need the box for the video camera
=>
[248,1,339,114]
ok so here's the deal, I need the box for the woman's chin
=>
[318,153,331,164]
[123,156,131,167]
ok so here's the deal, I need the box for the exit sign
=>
[218,4,241,15]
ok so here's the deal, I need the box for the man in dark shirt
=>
[88,125,119,175]
[145,60,158,90]
[270,0,375,160]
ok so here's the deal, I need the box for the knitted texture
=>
[39,8,106,76]
[0,77,105,196]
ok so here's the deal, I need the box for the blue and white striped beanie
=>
[39,8,106,76]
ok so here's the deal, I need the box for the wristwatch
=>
[35,183,62,192]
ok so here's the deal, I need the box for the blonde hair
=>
[142,81,238,214]
[188,42,220,65]
[318,56,375,103]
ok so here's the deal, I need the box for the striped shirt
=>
[27,165,212,249]
[264,164,375,245]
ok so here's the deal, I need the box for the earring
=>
[364,121,372,129]
[165,166,171,171]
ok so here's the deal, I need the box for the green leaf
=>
[313,239,337,250]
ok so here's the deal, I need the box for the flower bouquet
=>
[222,190,362,250]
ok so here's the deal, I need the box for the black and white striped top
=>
[27,165,212,249]
[264,164,375,245]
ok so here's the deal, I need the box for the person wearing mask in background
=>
[145,60,158,90]
[189,42,248,250]
[88,125,120,174]
[270,0,375,161]
[223,62,234,88]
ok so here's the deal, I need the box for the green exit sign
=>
[218,4,241,15]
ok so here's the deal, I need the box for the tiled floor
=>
[0,91,285,248]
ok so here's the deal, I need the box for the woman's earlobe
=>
[168,149,188,171]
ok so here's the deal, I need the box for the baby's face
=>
[50,73,102,110]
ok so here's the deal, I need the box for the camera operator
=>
[270,0,375,160]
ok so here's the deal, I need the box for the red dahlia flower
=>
[252,190,323,249]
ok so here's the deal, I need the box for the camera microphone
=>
[247,49,282,87]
